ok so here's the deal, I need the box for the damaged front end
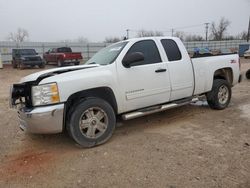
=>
[10,81,64,134]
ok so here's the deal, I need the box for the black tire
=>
[38,63,45,69]
[206,79,231,110]
[12,61,17,68]
[246,69,250,80]
[74,62,80,66]
[67,98,116,148]
[57,59,63,67]
[19,62,25,70]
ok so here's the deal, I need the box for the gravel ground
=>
[0,59,250,188]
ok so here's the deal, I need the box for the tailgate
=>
[64,53,83,60]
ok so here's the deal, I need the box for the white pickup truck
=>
[10,37,242,147]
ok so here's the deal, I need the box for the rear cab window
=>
[57,47,72,53]
[161,39,182,61]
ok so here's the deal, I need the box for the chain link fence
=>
[0,40,249,64]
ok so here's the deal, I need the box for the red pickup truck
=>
[43,47,83,66]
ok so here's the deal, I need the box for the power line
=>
[126,23,209,38]
[173,23,205,30]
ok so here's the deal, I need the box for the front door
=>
[117,39,171,112]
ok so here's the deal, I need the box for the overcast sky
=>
[0,0,249,42]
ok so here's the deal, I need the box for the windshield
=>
[86,41,128,65]
[19,49,37,55]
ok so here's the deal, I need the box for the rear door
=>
[160,39,194,100]
[117,39,171,112]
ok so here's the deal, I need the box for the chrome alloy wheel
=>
[79,107,108,139]
[218,85,229,105]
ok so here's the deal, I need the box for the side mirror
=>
[122,52,144,68]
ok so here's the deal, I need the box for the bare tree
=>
[104,37,121,43]
[8,28,29,43]
[174,31,185,41]
[235,31,248,40]
[137,29,164,37]
[210,17,231,40]
[185,34,203,41]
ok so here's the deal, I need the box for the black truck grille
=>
[26,57,40,61]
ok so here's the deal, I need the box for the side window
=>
[124,40,162,66]
[161,39,182,61]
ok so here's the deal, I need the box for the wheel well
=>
[65,87,118,115]
[213,68,233,85]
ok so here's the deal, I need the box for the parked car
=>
[10,37,241,147]
[244,49,250,58]
[12,49,45,69]
[43,47,83,67]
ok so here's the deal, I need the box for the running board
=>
[122,98,199,120]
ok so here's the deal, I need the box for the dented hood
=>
[20,64,99,83]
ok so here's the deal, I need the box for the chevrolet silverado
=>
[10,37,242,147]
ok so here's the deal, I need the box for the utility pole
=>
[247,16,250,42]
[126,29,130,39]
[171,28,174,37]
[205,23,209,41]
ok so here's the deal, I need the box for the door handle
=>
[155,69,166,73]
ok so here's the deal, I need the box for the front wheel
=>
[67,98,116,147]
[38,63,45,68]
[206,79,231,110]
[246,69,250,79]
[57,59,63,67]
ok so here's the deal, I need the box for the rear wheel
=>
[67,98,116,148]
[12,60,17,68]
[74,62,80,66]
[206,79,231,110]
